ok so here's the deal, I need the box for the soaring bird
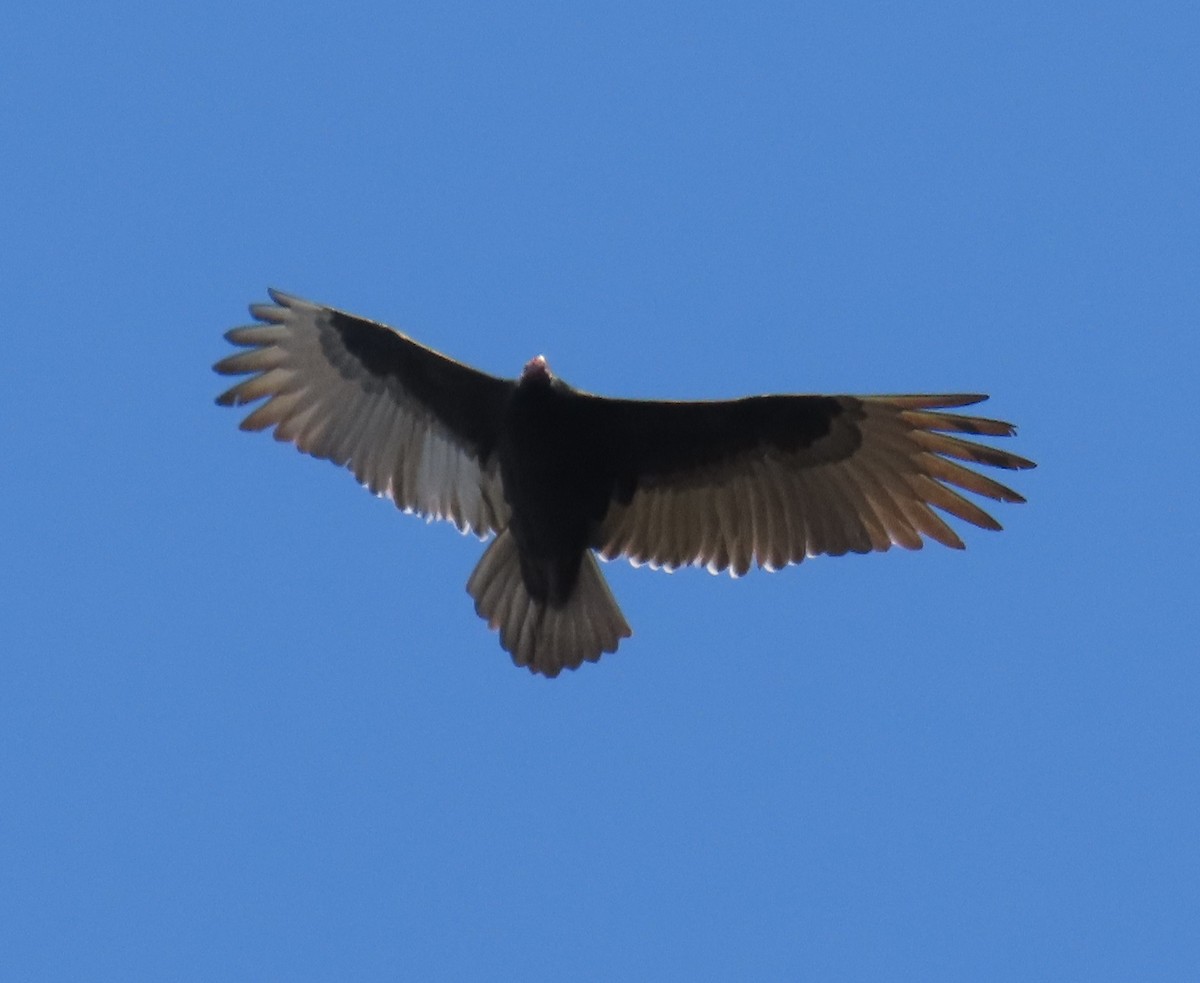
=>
[215,290,1034,677]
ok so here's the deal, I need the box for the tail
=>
[466,530,632,677]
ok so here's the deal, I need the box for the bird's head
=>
[520,354,552,384]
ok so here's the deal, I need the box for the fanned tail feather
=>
[466,531,632,677]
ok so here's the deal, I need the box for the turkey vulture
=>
[215,290,1034,677]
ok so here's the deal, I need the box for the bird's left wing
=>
[578,392,1034,576]
[215,290,513,536]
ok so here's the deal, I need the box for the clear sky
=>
[2,1,1197,980]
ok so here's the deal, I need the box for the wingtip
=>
[885,393,991,410]
[245,288,300,323]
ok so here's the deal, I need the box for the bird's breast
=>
[497,384,613,601]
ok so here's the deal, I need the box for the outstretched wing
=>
[215,290,514,536]
[583,392,1034,575]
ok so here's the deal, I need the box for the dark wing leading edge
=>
[582,393,1034,576]
[215,290,514,536]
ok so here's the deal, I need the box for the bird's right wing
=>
[580,392,1034,575]
[214,290,514,537]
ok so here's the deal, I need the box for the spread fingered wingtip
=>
[244,289,302,324]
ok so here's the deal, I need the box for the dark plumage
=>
[215,290,1035,676]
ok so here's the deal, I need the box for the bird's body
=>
[215,290,1034,676]
[499,372,600,605]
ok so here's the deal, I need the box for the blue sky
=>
[2,1,1197,979]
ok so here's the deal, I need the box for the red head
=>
[521,354,552,383]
